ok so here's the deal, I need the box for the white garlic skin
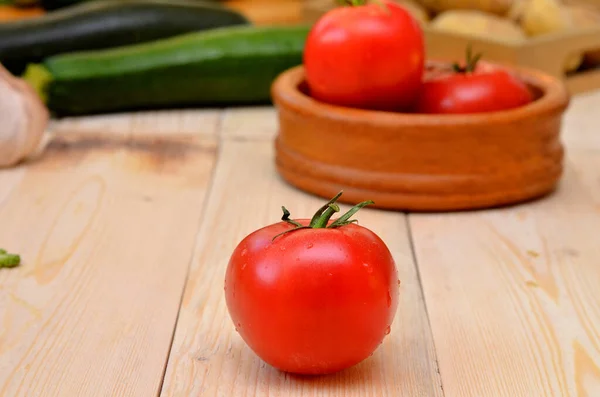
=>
[0,65,49,168]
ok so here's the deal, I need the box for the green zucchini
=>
[39,0,113,10]
[24,25,310,116]
[38,0,221,11]
[0,0,249,75]
[10,0,40,6]
[5,0,99,8]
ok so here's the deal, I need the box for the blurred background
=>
[1,0,599,101]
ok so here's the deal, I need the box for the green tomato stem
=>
[452,44,483,74]
[311,204,340,228]
[281,206,304,228]
[308,191,343,227]
[329,200,375,228]
[336,0,369,6]
[272,191,375,241]
[335,0,390,14]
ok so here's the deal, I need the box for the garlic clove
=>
[0,63,49,168]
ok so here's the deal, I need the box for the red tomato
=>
[303,0,425,111]
[415,50,534,114]
[224,192,399,375]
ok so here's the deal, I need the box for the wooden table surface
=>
[1,88,599,396]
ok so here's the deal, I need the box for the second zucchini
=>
[0,0,250,75]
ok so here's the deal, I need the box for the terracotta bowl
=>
[272,63,570,212]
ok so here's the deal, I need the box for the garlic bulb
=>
[0,63,48,168]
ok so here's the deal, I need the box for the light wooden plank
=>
[562,90,600,151]
[160,136,442,396]
[220,106,279,141]
[0,167,26,208]
[410,148,600,396]
[51,109,221,138]
[0,111,221,396]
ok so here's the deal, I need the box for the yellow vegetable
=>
[416,0,513,16]
[505,0,527,22]
[520,0,583,72]
[520,0,572,36]
[431,10,527,43]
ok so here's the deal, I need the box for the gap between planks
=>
[156,110,228,396]
[409,155,600,397]
[159,109,443,396]
[5,88,597,396]
[0,110,221,397]
[407,90,600,397]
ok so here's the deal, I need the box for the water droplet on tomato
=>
[241,263,247,271]
[387,291,392,307]
[385,326,391,335]
[307,243,314,249]
[241,248,248,257]
[363,263,373,274]
[280,246,286,251]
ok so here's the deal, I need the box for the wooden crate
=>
[225,0,302,25]
[302,0,600,94]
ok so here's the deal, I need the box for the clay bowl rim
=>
[272,62,571,127]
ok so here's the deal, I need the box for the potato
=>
[519,0,585,72]
[505,0,527,22]
[520,0,572,36]
[567,4,600,66]
[430,10,527,43]
[416,0,513,16]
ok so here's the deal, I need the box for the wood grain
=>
[160,135,443,396]
[50,109,221,138]
[0,87,598,396]
[0,111,220,396]
[410,149,600,396]
[562,90,600,151]
[220,106,278,141]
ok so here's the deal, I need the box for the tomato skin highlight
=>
[303,0,425,112]
[415,62,534,114]
[224,219,399,375]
